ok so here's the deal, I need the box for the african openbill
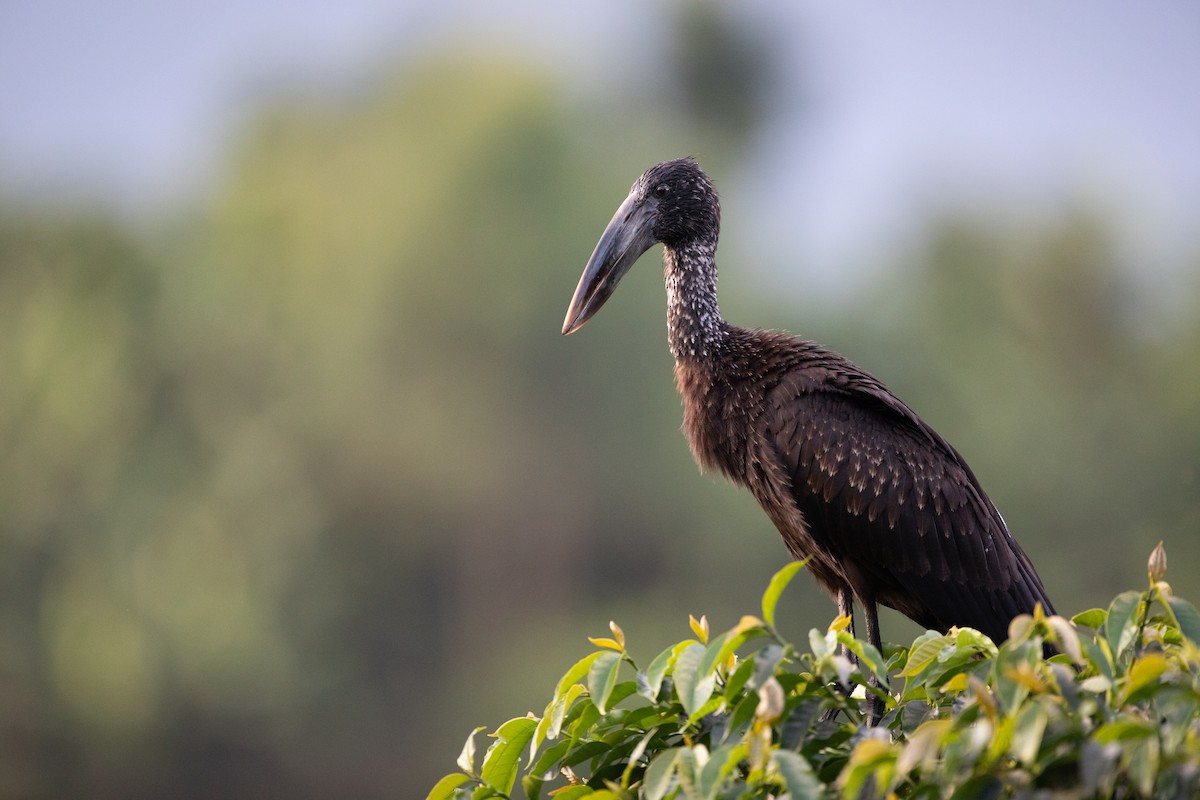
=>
[562,158,1055,723]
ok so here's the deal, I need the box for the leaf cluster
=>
[431,554,1200,799]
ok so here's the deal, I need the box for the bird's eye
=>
[653,183,671,198]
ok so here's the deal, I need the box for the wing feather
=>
[760,365,1054,642]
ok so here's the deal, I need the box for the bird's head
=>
[562,158,719,335]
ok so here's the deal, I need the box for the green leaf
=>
[1094,718,1155,744]
[1045,615,1084,664]
[619,703,670,732]
[1007,613,1035,644]
[539,682,587,749]
[895,719,952,777]
[1105,590,1142,659]
[1122,652,1169,704]
[479,717,538,794]
[698,630,736,679]
[839,739,896,799]
[557,652,608,700]
[674,748,699,799]
[1164,595,1200,644]
[639,644,675,701]
[1079,675,1112,694]
[673,642,716,716]
[642,748,682,800]
[698,627,762,682]
[836,634,888,683]
[1084,636,1115,681]
[521,774,544,800]
[761,559,808,629]
[1128,735,1160,797]
[604,681,639,714]
[426,773,472,800]
[985,710,1016,766]
[587,651,623,714]
[725,691,760,743]
[619,729,659,789]
[918,638,993,696]
[991,643,1043,712]
[771,750,821,800]
[527,739,571,784]
[1080,740,1119,796]
[569,701,602,741]
[550,787,594,800]
[697,743,745,800]
[1010,703,1048,766]
[723,652,756,701]
[1071,608,1107,630]
[1159,691,1199,752]
[751,644,785,689]
[689,695,724,724]
[458,726,486,774]
[899,631,954,677]
[948,775,1003,800]
[808,628,835,660]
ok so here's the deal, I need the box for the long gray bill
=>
[562,191,658,335]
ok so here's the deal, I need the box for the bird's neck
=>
[664,240,726,361]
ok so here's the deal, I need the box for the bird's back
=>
[677,325,1054,644]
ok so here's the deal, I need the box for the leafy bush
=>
[429,545,1200,799]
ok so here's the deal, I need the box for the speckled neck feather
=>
[665,240,726,361]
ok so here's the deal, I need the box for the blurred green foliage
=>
[2,13,1199,799]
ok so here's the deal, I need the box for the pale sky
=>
[2,1,1197,282]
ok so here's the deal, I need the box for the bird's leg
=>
[820,588,858,723]
[861,598,887,726]
[837,588,856,659]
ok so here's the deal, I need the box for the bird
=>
[561,158,1055,723]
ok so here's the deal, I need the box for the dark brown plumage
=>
[563,158,1055,720]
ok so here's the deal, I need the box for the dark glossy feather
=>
[678,327,1054,644]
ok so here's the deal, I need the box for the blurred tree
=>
[0,217,144,797]
[8,48,765,796]
[667,0,776,152]
[0,9,783,790]
[0,27,1197,800]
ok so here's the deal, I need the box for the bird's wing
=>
[760,366,1053,639]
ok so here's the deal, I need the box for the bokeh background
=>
[2,1,1199,797]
